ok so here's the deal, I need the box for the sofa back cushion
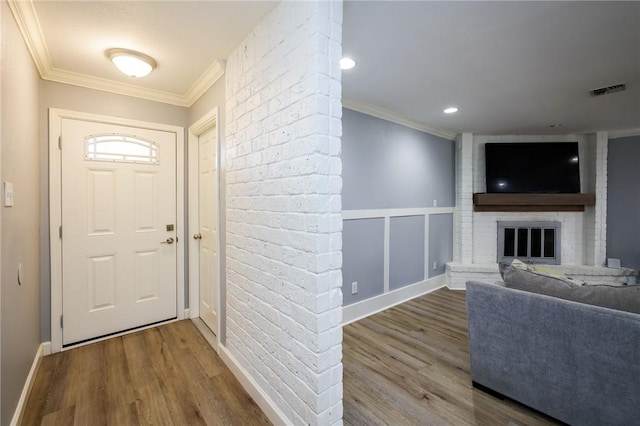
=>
[503,265,640,314]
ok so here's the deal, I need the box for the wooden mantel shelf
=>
[473,193,596,212]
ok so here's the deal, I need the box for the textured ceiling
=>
[12,1,640,135]
[23,0,278,105]
[343,1,640,136]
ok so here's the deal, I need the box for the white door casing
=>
[50,109,185,352]
[188,107,221,342]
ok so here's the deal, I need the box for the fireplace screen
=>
[497,221,561,265]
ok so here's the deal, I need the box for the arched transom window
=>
[85,134,159,164]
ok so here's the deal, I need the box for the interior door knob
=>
[193,233,202,240]
[161,237,175,244]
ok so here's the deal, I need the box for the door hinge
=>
[60,315,63,329]
[58,136,62,150]
[59,225,62,239]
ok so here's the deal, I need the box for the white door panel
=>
[198,126,219,334]
[61,118,177,345]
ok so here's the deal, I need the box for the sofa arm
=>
[465,280,640,426]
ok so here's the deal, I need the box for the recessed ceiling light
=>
[549,123,563,128]
[340,57,356,70]
[444,107,458,114]
[107,48,157,78]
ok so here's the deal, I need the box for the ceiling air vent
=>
[590,83,626,97]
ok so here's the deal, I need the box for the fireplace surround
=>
[447,133,637,289]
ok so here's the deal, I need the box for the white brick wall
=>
[453,133,473,263]
[224,1,343,425]
[580,132,610,267]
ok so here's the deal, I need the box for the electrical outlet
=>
[433,261,438,270]
[433,199,438,207]
[4,182,14,207]
[351,281,358,294]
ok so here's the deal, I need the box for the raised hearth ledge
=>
[446,262,637,290]
[473,193,596,212]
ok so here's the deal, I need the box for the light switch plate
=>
[4,182,14,207]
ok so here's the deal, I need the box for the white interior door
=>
[61,118,178,345]
[197,126,219,335]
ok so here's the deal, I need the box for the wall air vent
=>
[590,83,626,97]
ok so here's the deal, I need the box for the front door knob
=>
[193,233,202,240]
[161,237,175,244]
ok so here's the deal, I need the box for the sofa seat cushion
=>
[503,265,640,314]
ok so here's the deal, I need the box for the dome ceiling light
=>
[106,48,157,78]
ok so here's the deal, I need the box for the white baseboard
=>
[342,275,447,325]
[10,342,46,426]
[42,341,52,356]
[219,345,291,426]
[190,318,219,352]
[446,286,466,291]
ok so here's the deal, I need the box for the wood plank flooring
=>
[22,320,271,426]
[343,288,561,426]
[24,289,562,425]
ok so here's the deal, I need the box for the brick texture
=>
[224,1,343,424]
[451,134,609,281]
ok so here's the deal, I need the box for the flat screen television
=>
[485,142,580,193]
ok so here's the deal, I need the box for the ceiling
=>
[10,1,640,136]
[343,1,640,137]
[11,0,278,106]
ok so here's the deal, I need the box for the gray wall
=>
[342,218,385,305]
[187,76,227,343]
[342,108,455,306]
[429,214,454,278]
[607,135,640,270]
[39,81,188,341]
[342,109,455,210]
[390,216,425,290]
[1,3,42,423]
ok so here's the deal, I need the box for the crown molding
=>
[342,98,458,140]
[45,67,188,106]
[8,0,225,108]
[7,0,53,76]
[608,128,640,139]
[184,60,226,107]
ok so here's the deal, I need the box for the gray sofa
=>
[466,280,640,425]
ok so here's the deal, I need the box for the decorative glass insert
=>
[85,134,158,164]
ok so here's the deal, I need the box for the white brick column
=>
[224,2,343,425]
[592,131,608,266]
[454,133,473,263]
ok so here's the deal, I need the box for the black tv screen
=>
[485,142,580,193]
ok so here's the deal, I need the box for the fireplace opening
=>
[498,221,561,265]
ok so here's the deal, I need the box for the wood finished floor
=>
[24,290,562,425]
[22,320,271,426]
[343,288,561,426]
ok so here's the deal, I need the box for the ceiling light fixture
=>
[107,48,157,78]
[444,107,458,114]
[340,57,356,70]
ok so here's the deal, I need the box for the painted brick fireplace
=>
[448,133,636,288]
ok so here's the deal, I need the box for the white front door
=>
[61,118,178,345]
[197,125,219,335]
